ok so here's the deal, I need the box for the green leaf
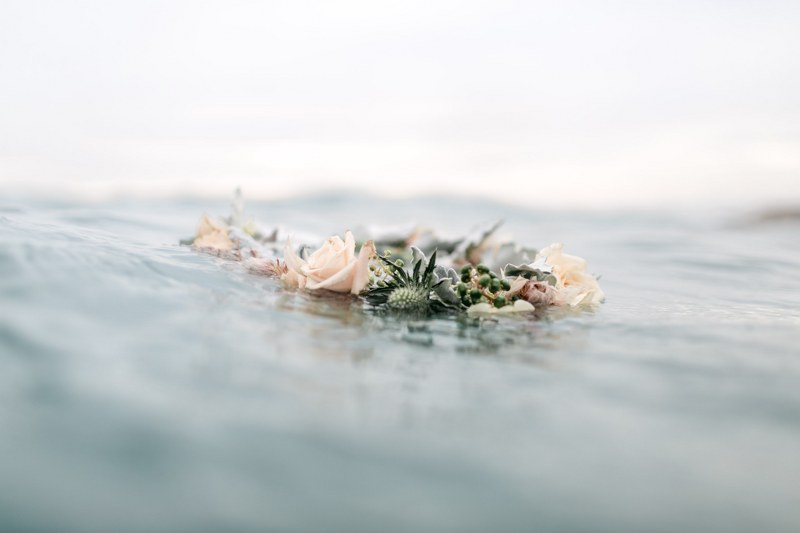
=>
[423,249,437,285]
[412,257,422,282]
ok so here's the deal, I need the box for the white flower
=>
[467,300,535,316]
[193,214,233,250]
[535,243,604,307]
[282,231,375,294]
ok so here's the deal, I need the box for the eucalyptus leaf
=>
[434,265,459,284]
[503,260,554,281]
[432,278,462,307]
[410,246,428,265]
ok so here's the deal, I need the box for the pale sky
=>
[1,0,799,209]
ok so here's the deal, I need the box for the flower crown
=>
[186,191,604,317]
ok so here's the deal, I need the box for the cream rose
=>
[282,231,376,294]
[194,214,233,250]
[535,243,604,307]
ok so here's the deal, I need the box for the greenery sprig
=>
[365,249,463,315]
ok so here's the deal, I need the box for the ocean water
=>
[1,196,799,533]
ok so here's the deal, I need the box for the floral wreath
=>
[186,190,604,317]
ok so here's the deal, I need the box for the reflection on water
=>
[1,197,800,533]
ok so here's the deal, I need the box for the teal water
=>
[1,197,799,532]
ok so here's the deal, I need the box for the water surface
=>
[1,196,799,532]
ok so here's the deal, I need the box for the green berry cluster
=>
[456,263,514,308]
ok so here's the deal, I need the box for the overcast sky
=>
[1,0,799,208]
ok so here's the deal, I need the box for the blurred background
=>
[2,0,799,209]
